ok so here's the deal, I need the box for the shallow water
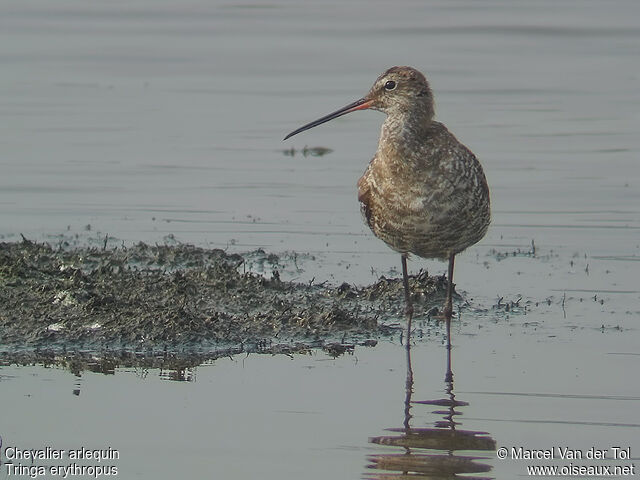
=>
[1,333,637,479]
[1,0,639,478]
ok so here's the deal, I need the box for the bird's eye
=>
[384,80,396,91]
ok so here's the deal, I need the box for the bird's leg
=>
[442,253,455,320]
[401,254,414,323]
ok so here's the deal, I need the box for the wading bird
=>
[284,66,490,335]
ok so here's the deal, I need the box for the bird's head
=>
[284,66,434,141]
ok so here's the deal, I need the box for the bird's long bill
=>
[283,97,373,140]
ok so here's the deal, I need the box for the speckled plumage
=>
[359,121,489,259]
[285,66,491,324]
[357,68,490,259]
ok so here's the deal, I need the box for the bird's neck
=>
[378,109,434,159]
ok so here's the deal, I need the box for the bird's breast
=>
[356,143,490,259]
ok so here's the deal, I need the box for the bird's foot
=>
[432,304,453,321]
[404,303,414,318]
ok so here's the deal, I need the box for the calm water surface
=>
[1,1,639,478]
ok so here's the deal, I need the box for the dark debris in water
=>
[0,239,448,357]
[282,145,333,157]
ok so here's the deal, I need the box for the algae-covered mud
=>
[0,239,455,354]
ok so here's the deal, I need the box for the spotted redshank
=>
[284,66,490,334]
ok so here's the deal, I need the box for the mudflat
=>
[0,239,451,353]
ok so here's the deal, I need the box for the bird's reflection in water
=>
[366,331,496,479]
